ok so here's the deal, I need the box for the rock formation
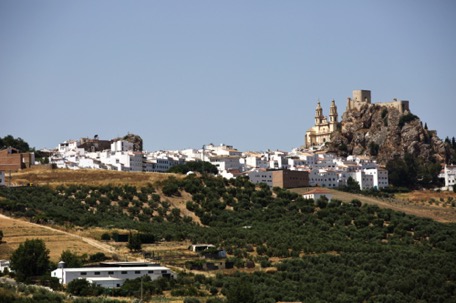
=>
[327,102,449,165]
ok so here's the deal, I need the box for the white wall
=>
[52,266,173,286]
[0,171,5,186]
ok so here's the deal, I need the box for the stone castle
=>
[305,89,411,148]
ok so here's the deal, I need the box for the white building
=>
[440,165,456,191]
[345,171,374,190]
[302,188,333,202]
[248,170,274,187]
[205,144,242,157]
[364,168,389,189]
[51,263,174,288]
[0,260,11,273]
[209,156,242,172]
[111,140,134,152]
[0,171,5,186]
[243,155,269,170]
[309,169,339,188]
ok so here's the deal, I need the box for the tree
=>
[10,239,50,281]
[67,278,102,296]
[60,250,83,268]
[226,279,254,303]
[128,232,142,252]
[0,135,31,152]
[168,161,218,175]
[0,230,3,242]
[343,177,360,192]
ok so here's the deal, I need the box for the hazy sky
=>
[1,1,455,152]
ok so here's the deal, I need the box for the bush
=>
[183,298,201,303]
[399,113,418,128]
[67,278,102,296]
[162,179,181,197]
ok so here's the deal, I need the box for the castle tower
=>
[329,99,338,132]
[352,90,371,103]
[315,101,324,125]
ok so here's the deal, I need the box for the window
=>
[148,270,155,274]
[80,272,87,276]
[108,271,114,275]
[121,271,128,274]
[95,272,100,275]
[135,271,141,274]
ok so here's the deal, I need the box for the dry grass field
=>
[0,214,112,262]
[291,188,456,223]
[9,166,183,187]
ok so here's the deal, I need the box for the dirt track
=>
[0,213,117,260]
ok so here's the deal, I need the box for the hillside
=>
[327,103,453,164]
[291,187,456,223]
[9,166,182,187]
[1,171,456,302]
[0,213,111,261]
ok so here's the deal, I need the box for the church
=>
[305,100,338,148]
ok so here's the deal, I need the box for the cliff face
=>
[327,103,447,165]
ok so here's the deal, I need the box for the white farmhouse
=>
[302,188,333,202]
[51,262,174,288]
[0,171,5,186]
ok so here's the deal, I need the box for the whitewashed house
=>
[309,169,339,188]
[344,171,374,190]
[0,171,5,186]
[209,156,242,172]
[243,155,269,170]
[364,168,389,189]
[111,140,134,152]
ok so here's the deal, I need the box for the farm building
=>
[302,188,333,202]
[51,261,173,288]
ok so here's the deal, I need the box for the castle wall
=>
[376,100,409,114]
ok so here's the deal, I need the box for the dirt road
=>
[0,214,116,254]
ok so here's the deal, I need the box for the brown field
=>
[8,166,183,187]
[0,214,114,262]
[291,188,456,223]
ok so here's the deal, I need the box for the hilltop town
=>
[1,89,456,303]
[1,89,455,192]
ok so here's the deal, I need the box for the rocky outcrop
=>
[113,133,143,151]
[327,103,448,165]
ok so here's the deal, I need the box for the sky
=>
[1,0,455,152]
